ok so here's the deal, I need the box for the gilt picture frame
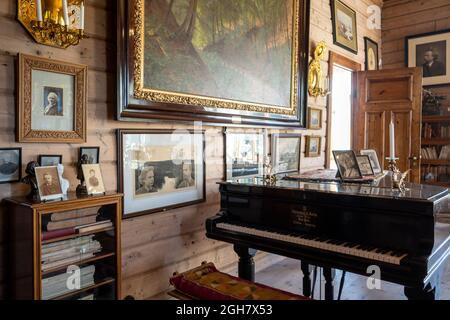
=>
[17,54,87,143]
[117,0,311,127]
[305,136,321,158]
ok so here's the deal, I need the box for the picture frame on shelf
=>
[0,148,22,184]
[333,150,362,180]
[360,149,382,174]
[35,166,64,201]
[356,155,375,176]
[117,129,206,219]
[80,147,100,164]
[82,163,106,195]
[17,54,87,143]
[331,0,358,54]
[38,155,62,167]
[271,134,301,174]
[308,108,322,129]
[364,37,379,71]
[305,136,321,158]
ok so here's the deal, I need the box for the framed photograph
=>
[364,37,379,71]
[117,0,311,127]
[331,0,358,54]
[406,29,450,86]
[80,147,100,164]
[308,108,322,130]
[225,131,265,180]
[360,149,382,174]
[38,155,62,167]
[0,148,22,184]
[356,155,374,176]
[271,134,301,174]
[35,166,63,201]
[118,129,205,218]
[82,164,106,195]
[305,136,321,158]
[17,53,87,143]
[333,150,362,180]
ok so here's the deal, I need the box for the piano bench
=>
[169,262,310,300]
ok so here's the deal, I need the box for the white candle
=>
[389,118,395,159]
[36,0,43,22]
[62,0,69,26]
[80,2,85,30]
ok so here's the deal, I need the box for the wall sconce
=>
[18,0,87,49]
[308,41,331,98]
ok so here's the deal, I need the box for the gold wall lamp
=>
[18,0,87,49]
[308,41,331,97]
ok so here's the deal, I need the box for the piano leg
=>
[323,268,335,300]
[301,262,312,297]
[233,245,257,281]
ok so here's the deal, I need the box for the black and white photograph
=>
[333,150,362,179]
[225,132,265,180]
[38,155,62,167]
[407,30,450,86]
[0,148,21,184]
[271,134,301,174]
[35,166,63,201]
[360,149,382,174]
[43,86,63,116]
[82,163,106,195]
[356,155,374,176]
[80,147,100,164]
[118,129,205,218]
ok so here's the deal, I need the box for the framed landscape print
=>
[331,0,358,54]
[305,136,321,158]
[308,108,322,129]
[17,54,87,143]
[0,148,21,184]
[38,155,62,167]
[406,29,450,86]
[364,37,379,71]
[271,134,301,174]
[117,0,311,127]
[118,129,205,218]
[225,131,265,180]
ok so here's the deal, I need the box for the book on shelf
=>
[42,265,95,300]
[42,227,76,241]
[50,206,102,222]
[76,220,113,234]
[42,235,95,254]
[46,214,98,231]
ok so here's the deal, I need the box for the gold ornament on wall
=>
[308,41,331,97]
[17,0,87,49]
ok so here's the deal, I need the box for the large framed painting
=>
[17,54,87,143]
[406,29,450,86]
[117,0,311,127]
[118,129,205,218]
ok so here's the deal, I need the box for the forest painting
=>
[139,0,297,110]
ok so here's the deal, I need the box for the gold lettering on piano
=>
[291,206,318,229]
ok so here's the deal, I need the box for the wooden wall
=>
[382,0,450,103]
[0,0,381,300]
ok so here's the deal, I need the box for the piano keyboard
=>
[216,222,408,265]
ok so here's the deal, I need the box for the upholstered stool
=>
[169,262,310,300]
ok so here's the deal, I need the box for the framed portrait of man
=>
[117,129,205,218]
[35,166,63,201]
[407,29,450,86]
[17,54,87,143]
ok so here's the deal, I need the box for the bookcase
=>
[4,193,122,300]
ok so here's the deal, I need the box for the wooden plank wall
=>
[382,0,450,103]
[0,0,381,300]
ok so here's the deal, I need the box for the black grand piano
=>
[206,174,450,300]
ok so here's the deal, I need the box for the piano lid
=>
[219,174,449,202]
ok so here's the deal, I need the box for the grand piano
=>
[206,173,450,300]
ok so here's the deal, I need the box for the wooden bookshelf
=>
[4,193,123,300]
[422,115,450,123]
[421,159,450,165]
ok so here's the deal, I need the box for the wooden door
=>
[353,67,422,183]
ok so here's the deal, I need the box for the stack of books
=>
[42,265,95,300]
[41,235,102,271]
[421,147,439,159]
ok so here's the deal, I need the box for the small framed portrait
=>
[118,129,206,218]
[305,136,321,158]
[225,131,265,180]
[82,164,106,195]
[331,0,358,54]
[364,37,379,71]
[0,148,22,184]
[308,108,322,130]
[271,134,301,174]
[406,29,450,86]
[360,149,382,174]
[333,150,362,180]
[38,155,62,167]
[80,147,100,164]
[17,53,87,143]
[356,155,374,176]
[35,166,63,201]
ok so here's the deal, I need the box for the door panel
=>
[354,67,422,183]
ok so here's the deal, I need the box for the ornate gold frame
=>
[307,107,323,130]
[17,54,87,143]
[305,136,321,158]
[132,0,299,116]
